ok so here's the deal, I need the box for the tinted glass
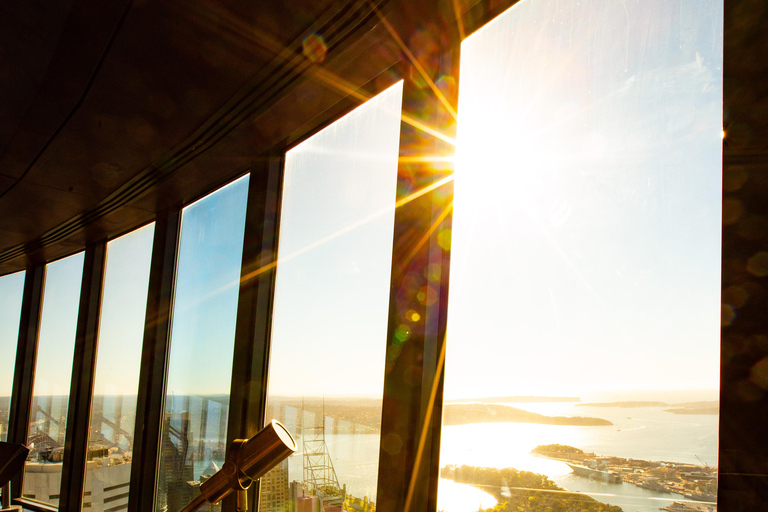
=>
[440,1,722,511]
[0,270,25,442]
[260,82,403,512]
[83,223,154,510]
[156,175,249,512]
[24,252,85,506]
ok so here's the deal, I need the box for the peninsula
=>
[532,444,717,506]
[441,465,623,512]
[443,404,612,426]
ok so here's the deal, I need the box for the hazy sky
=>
[165,175,249,396]
[92,223,155,397]
[32,252,84,398]
[267,81,402,397]
[444,0,723,398]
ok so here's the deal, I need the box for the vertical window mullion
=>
[376,52,458,512]
[59,243,107,512]
[8,264,45,502]
[224,156,284,512]
[128,210,181,512]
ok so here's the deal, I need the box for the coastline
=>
[532,445,717,504]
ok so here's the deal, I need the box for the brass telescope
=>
[179,420,296,512]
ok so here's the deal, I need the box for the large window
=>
[440,1,722,511]
[0,270,25,443]
[23,252,85,506]
[0,2,733,511]
[84,223,155,511]
[260,82,403,512]
[156,175,249,512]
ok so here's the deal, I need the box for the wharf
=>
[533,445,717,501]
[565,462,622,484]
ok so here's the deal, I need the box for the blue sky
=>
[91,223,155,396]
[32,252,84,398]
[165,175,249,396]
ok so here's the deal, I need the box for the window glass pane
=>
[260,81,403,512]
[84,223,154,511]
[24,252,85,506]
[441,1,722,512]
[156,175,249,512]
[0,270,25,442]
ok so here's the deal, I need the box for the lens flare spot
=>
[436,75,458,101]
[403,272,421,290]
[418,285,438,306]
[736,379,764,402]
[387,344,402,361]
[394,325,411,344]
[381,433,402,455]
[428,263,441,282]
[302,33,327,63]
[723,166,749,192]
[437,228,451,251]
[722,198,744,225]
[723,285,749,309]
[747,251,768,277]
[406,309,421,322]
[750,357,768,390]
[721,304,735,327]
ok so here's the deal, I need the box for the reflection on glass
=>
[83,224,154,511]
[0,270,25,442]
[23,252,85,506]
[156,175,249,512]
[260,82,402,512]
[441,1,722,512]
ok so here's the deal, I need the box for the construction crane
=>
[695,454,709,468]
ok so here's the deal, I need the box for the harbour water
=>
[314,396,718,512]
[437,406,717,512]
[35,393,716,512]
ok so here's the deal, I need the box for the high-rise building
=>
[259,458,290,512]
[24,456,132,511]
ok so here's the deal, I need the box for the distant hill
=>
[447,396,581,403]
[575,400,719,415]
[664,401,719,415]
[261,399,611,430]
[265,397,383,432]
[443,403,612,426]
[577,401,668,408]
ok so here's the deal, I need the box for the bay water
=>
[314,395,718,512]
